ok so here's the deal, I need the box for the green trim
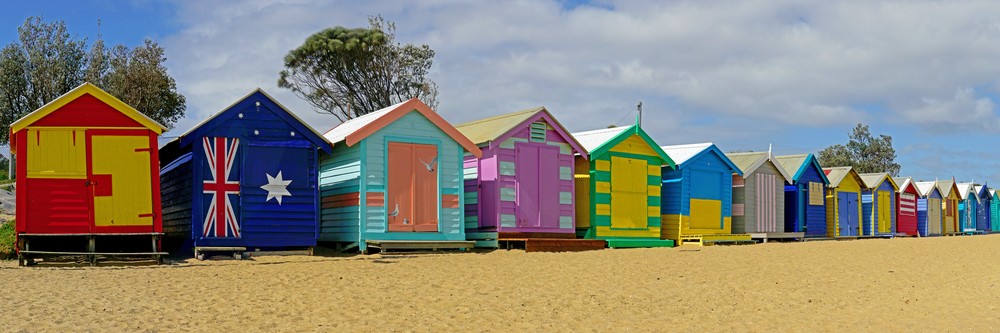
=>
[588,124,674,168]
[606,238,674,248]
[358,140,367,245]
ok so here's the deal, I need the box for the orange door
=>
[386,142,439,232]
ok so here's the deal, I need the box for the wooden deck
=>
[748,232,805,243]
[605,238,675,248]
[678,234,753,246]
[499,238,606,252]
[364,240,476,254]
[17,233,166,266]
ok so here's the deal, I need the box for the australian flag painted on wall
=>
[202,137,241,238]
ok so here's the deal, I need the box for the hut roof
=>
[774,154,831,185]
[957,182,980,202]
[914,181,941,198]
[659,142,740,175]
[893,177,919,194]
[454,106,587,157]
[11,82,167,134]
[822,166,862,188]
[859,173,900,191]
[938,180,958,198]
[725,151,792,181]
[322,98,482,157]
[571,125,674,168]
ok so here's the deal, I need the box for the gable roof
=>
[455,106,587,157]
[822,166,863,188]
[660,142,741,176]
[774,154,831,185]
[323,98,482,157]
[858,173,900,191]
[11,82,167,134]
[914,181,942,198]
[724,151,792,181]
[957,182,980,202]
[975,184,991,199]
[937,180,959,198]
[571,124,674,168]
[992,189,998,198]
[893,177,919,194]
[176,88,332,153]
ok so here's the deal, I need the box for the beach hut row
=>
[13,84,999,264]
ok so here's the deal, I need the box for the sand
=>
[2,235,1000,332]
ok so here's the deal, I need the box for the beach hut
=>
[956,183,979,233]
[893,177,919,236]
[823,167,864,237]
[158,89,332,258]
[937,180,961,235]
[725,151,793,241]
[774,154,830,238]
[660,143,750,245]
[318,98,481,253]
[11,83,167,265]
[572,125,675,248]
[975,185,991,232]
[914,181,943,236]
[858,173,899,236]
[992,189,1000,232]
[454,107,604,251]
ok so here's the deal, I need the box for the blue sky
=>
[4,1,1000,184]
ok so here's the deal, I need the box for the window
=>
[808,182,824,205]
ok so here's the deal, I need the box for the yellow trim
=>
[595,204,611,216]
[647,206,660,217]
[596,226,660,238]
[11,83,167,134]
[647,165,661,176]
[596,181,611,193]
[647,185,660,196]
[595,160,610,171]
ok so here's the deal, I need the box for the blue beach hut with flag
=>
[159,89,332,257]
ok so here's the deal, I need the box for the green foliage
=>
[279,16,438,122]
[818,123,901,176]
[0,17,186,144]
[0,221,13,259]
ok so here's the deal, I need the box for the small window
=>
[530,122,547,142]
[808,182,824,205]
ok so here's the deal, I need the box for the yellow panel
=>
[838,174,862,192]
[595,160,610,171]
[610,156,648,229]
[26,129,87,179]
[596,226,660,238]
[689,199,722,229]
[596,181,611,193]
[647,185,660,197]
[608,134,657,157]
[574,161,591,228]
[647,165,661,176]
[647,206,659,217]
[91,135,153,227]
[595,204,611,216]
[878,191,891,233]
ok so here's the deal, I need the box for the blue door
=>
[839,192,858,236]
[784,185,798,232]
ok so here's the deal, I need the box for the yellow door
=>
[878,191,891,233]
[610,156,647,229]
[91,135,154,227]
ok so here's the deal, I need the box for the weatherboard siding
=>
[799,165,827,237]
[319,143,362,243]
[732,161,785,234]
[661,149,735,242]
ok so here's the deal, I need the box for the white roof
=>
[571,127,628,152]
[323,100,406,144]
[957,182,978,201]
[660,143,713,165]
[914,181,939,197]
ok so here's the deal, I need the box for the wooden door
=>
[877,191,891,233]
[387,142,438,232]
[610,156,648,229]
[515,144,559,229]
[90,134,154,229]
[928,198,942,234]
[838,192,858,236]
[755,173,777,233]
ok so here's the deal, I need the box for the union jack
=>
[203,137,241,238]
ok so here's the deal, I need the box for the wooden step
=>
[498,232,576,239]
[500,238,606,252]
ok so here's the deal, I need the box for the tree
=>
[0,17,186,145]
[818,123,900,176]
[278,16,438,122]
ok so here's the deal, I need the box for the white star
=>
[260,171,292,204]
[238,113,243,119]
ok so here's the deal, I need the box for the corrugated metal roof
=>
[323,100,407,144]
[454,107,543,145]
[660,143,713,165]
[859,173,896,190]
[774,154,808,178]
[822,166,854,187]
[725,152,767,174]
[938,180,957,197]
[914,181,939,197]
[957,182,978,201]
[893,177,916,194]
[571,127,629,152]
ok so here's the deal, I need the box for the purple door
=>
[515,143,559,229]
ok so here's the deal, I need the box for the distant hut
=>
[914,181,944,236]
[956,183,979,233]
[823,167,864,237]
[937,180,961,235]
[992,189,1000,232]
[454,107,603,251]
[572,125,675,248]
[725,151,793,241]
[858,173,899,236]
[318,99,482,252]
[774,154,830,238]
[975,185,992,232]
[893,177,920,236]
[660,143,750,245]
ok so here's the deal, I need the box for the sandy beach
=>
[3,235,1000,332]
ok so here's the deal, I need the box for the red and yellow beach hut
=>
[11,83,167,265]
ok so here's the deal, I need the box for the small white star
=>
[290,131,295,137]
[260,171,292,205]
[254,130,259,135]
[238,113,243,119]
